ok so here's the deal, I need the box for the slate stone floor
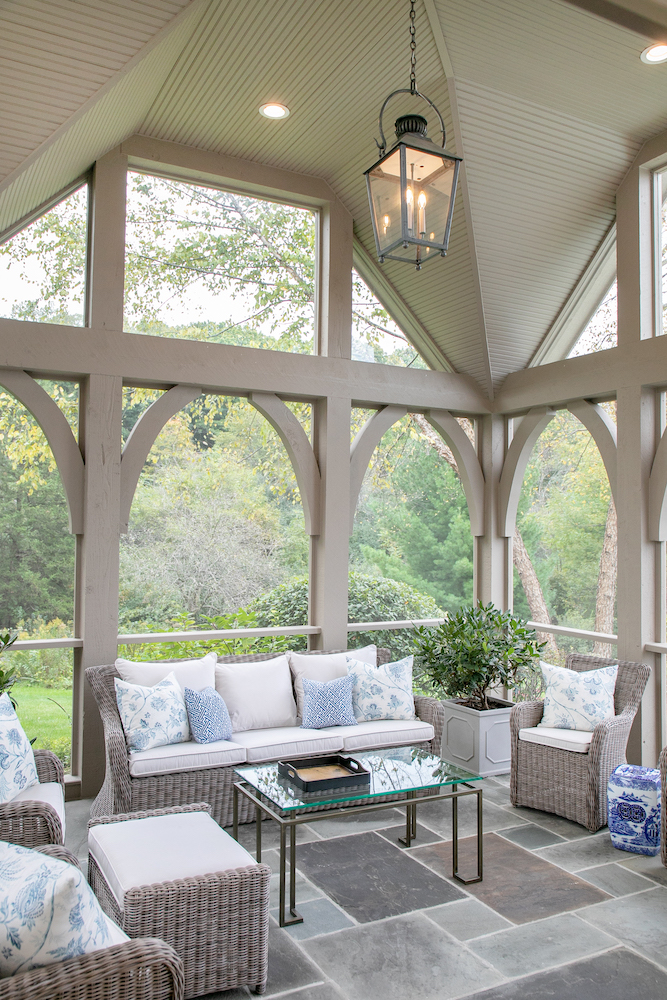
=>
[65,775,667,1000]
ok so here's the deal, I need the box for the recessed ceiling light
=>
[259,103,290,119]
[641,43,667,64]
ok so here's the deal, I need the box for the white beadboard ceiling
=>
[0,0,666,398]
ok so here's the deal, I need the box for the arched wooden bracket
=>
[349,406,406,534]
[120,384,202,532]
[649,428,667,541]
[425,410,485,537]
[249,392,321,535]
[0,370,84,534]
[498,406,555,538]
[567,400,617,505]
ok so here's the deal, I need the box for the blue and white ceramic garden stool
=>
[607,764,661,856]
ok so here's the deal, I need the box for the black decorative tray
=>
[278,754,371,792]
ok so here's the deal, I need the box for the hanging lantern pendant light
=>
[365,0,461,270]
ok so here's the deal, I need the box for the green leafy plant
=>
[0,631,18,707]
[413,603,545,711]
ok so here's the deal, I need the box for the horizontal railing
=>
[526,621,617,644]
[117,625,321,644]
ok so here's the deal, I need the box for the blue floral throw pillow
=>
[346,655,416,722]
[538,661,618,732]
[0,692,39,805]
[301,675,357,730]
[184,686,233,743]
[115,671,190,752]
[0,841,128,976]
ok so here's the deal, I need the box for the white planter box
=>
[440,697,513,777]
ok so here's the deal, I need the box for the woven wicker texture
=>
[87,805,270,998]
[0,749,65,847]
[86,646,440,828]
[660,745,667,867]
[510,654,650,832]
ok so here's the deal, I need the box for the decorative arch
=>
[120,384,202,532]
[498,407,554,537]
[349,406,406,534]
[649,427,667,541]
[0,369,84,534]
[567,400,617,505]
[248,391,321,535]
[425,409,485,537]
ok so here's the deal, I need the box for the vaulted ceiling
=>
[2,0,667,399]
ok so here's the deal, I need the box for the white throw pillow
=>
[215,654,297,732]
[346,655,416,722]
[115,672,190,751]
[288,646,377,719]
[538,660,618,732]
[0,692,39,805]
[0,841,128,977]
[115,651,216,692]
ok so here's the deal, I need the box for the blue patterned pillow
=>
[346,655,415,722]
[301,675,357,730]
[115,671,190,751]
[184,686,233,743]
[0,692,39,805]
[538,661,618,731]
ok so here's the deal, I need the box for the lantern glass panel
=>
[367,148,402,255]
[403,146,458,247]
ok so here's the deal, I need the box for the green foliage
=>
[248,572,443,659]
[117,610,290,661]
[9,619,73,688]
[13,683,72,772]
[0,631,18,708]
[413,603,545,711]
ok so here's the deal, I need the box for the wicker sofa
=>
[0,748,65,848]
[87,649,445,828]
[0,844,184,1000]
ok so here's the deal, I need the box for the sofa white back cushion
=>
[0,841,128,977]
[288,645,377,719]
[115,651,216,692]
[215,654,297,732]
[0,692,39,805]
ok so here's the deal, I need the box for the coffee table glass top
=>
[234,746,482,812]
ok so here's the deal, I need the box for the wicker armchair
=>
[510,653,650,832]
[0,748,65,847]
[0,845,185,1000]
[659,744,667,867]
[86,648,442,828]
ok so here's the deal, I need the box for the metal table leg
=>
[452,785,483,885]
[399,789,417,847]
[278,820,303,927]
[256,803,262,863]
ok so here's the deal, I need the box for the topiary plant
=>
[413,602,544,711]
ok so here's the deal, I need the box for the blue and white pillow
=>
[184,686,233,743]
[345,655,416,722]
[538,661,618,732]
[0,692,39,805]
[0,841,128,976]
[115,671,190,752]
[301,675,357,730]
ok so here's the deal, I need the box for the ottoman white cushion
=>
[11,780,66,837]
[519,726,592,753]
[88,812,255,909]
[128,738,247,777]
[232,726,343,763]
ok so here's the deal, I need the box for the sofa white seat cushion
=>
[11,780,66,836]
[231,726,343,763]
[519,726,592,753]
[88,811,256,908]
[128,738,247,777]
[320,719,435,752]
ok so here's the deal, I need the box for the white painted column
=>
[78,148,127,795]
[317,198,353,360]
[309,396,351,650]
[475,414,510,609]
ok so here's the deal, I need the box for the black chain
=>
[409,0,417,94]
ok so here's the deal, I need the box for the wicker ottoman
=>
[87,803,271,997]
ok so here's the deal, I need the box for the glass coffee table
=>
[232,746,483,927]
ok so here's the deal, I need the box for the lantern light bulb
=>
[418,192,426,208]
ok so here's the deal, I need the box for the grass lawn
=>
[13,682,72,771]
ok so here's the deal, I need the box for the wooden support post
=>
[309,396,351,650]
[475,414,510,609]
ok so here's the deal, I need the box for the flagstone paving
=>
[65,775,667,999]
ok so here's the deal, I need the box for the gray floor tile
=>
[616,851,667,886]
[64,797,92,860]
[278,986,348,1000]
[303,912,503,1000]
[466,948,667,1000]
[506,806,593,839]
[225,820,321,855]
[269,870,322,909]
[535,833,623,871]
[425,897,513,939]
[304,807,404,840]
[376,822,443,848]
[579,887,667,969]
[271,897,355,940]
[577,862,657,897]
[415,798,524,840]
[499,823,566,850]
[264,923,324,995]
[481,782,514,807]
[469,912,616,977]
